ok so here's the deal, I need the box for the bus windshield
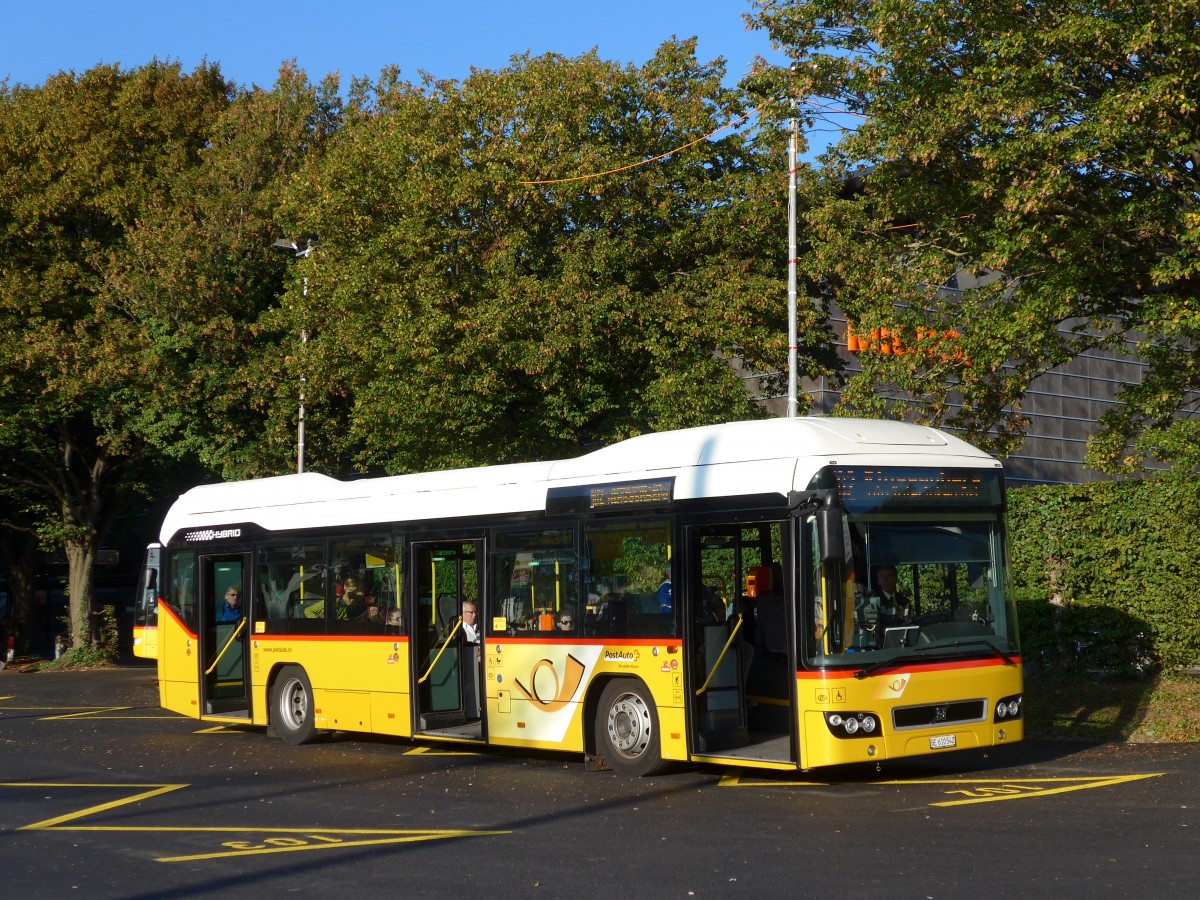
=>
[806,515,1018,667]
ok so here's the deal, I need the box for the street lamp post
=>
[787,105,799,419]
[272,237,317,474]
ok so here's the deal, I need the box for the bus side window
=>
[259,543,327,635]
[490,527,575,637]
[583,519,673,639]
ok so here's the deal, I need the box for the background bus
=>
[145,418,1023,774]
[132,543,161,660]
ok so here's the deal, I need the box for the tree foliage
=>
[0,44,834,649]
[0,61,234,646]
[106,62,342,481]
[746,0,1200,469]
[280,41,835,473]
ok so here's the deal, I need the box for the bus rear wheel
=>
[272,665,317,745]
[596,679,665,777]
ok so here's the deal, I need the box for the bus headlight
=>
[824,712,880,739]
[994,694,1023,722]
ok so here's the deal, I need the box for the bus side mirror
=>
[817,507,846,564]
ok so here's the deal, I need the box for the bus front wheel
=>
[596,679,665,777]
[272,665,317,745]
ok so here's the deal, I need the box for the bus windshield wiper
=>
[852,652,906,679]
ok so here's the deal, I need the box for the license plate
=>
[930,734,957,750]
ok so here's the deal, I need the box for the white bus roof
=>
[160,417,998,543]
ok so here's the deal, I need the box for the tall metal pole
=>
[787,104,799,419]
[298,275,307,474]
[272,237,315,475]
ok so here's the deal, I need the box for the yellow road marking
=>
[2,782,508,862]
[160,827,507,862]
[6,782,189,830]
[0,704,183,721]
[403,745,483,757]
[926,774,1161,806]
[719,772,1163,805]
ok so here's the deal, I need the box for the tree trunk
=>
[64,531,97,651]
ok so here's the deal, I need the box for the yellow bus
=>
[141,418,1023,775]
[132,543,161,661]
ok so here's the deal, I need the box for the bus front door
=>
[200,553,251,718]
[411,539,484,737]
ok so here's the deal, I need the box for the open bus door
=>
[687,520,795,765]
[199,553,251,718]
[411,539,485,739]
[132,544,162,660]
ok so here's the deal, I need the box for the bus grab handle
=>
[204,618,247,676]
[418,618,463,684]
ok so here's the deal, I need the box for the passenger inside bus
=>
[555,608,576,633]
[216,587,242,622]
[461,601,479,644]
[335,576,372,620]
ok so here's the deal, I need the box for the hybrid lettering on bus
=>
[140,418,1022,774]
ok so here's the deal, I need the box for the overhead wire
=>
[515,97,864,188]
[516,106,759,187]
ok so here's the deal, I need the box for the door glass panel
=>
[414,542,479,728]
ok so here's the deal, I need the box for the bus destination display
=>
[827,466,1002,513]
[546,478,675,515]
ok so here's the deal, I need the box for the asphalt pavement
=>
[1,666,1195,899]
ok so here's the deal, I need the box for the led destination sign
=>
[813,466,1003,514]
[546,477,675,515]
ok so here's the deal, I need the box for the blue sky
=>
[2,1,782,91]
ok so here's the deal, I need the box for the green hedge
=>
[1008,475,1200,675]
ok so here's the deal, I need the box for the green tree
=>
[279,41,836,473]
[0,62,232,649]
[106,62,342,482]
[746,0,1200,468]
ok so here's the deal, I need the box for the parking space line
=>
[158,827,508,862]
[926,774,1161,806]
[2,781,509,862]
[0,703,185,721]
[717,772,1163,805]
[8,782,189,830]
[402,746,484,757]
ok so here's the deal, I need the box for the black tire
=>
[271,665,317,745]
[595,679,665,777]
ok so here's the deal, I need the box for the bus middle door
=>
[411,539,483,736]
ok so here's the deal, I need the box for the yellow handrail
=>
[205,618,246,676]
[418,618,463,684]
[695,614,743,696]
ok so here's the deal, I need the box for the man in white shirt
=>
[461,601,479,643]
